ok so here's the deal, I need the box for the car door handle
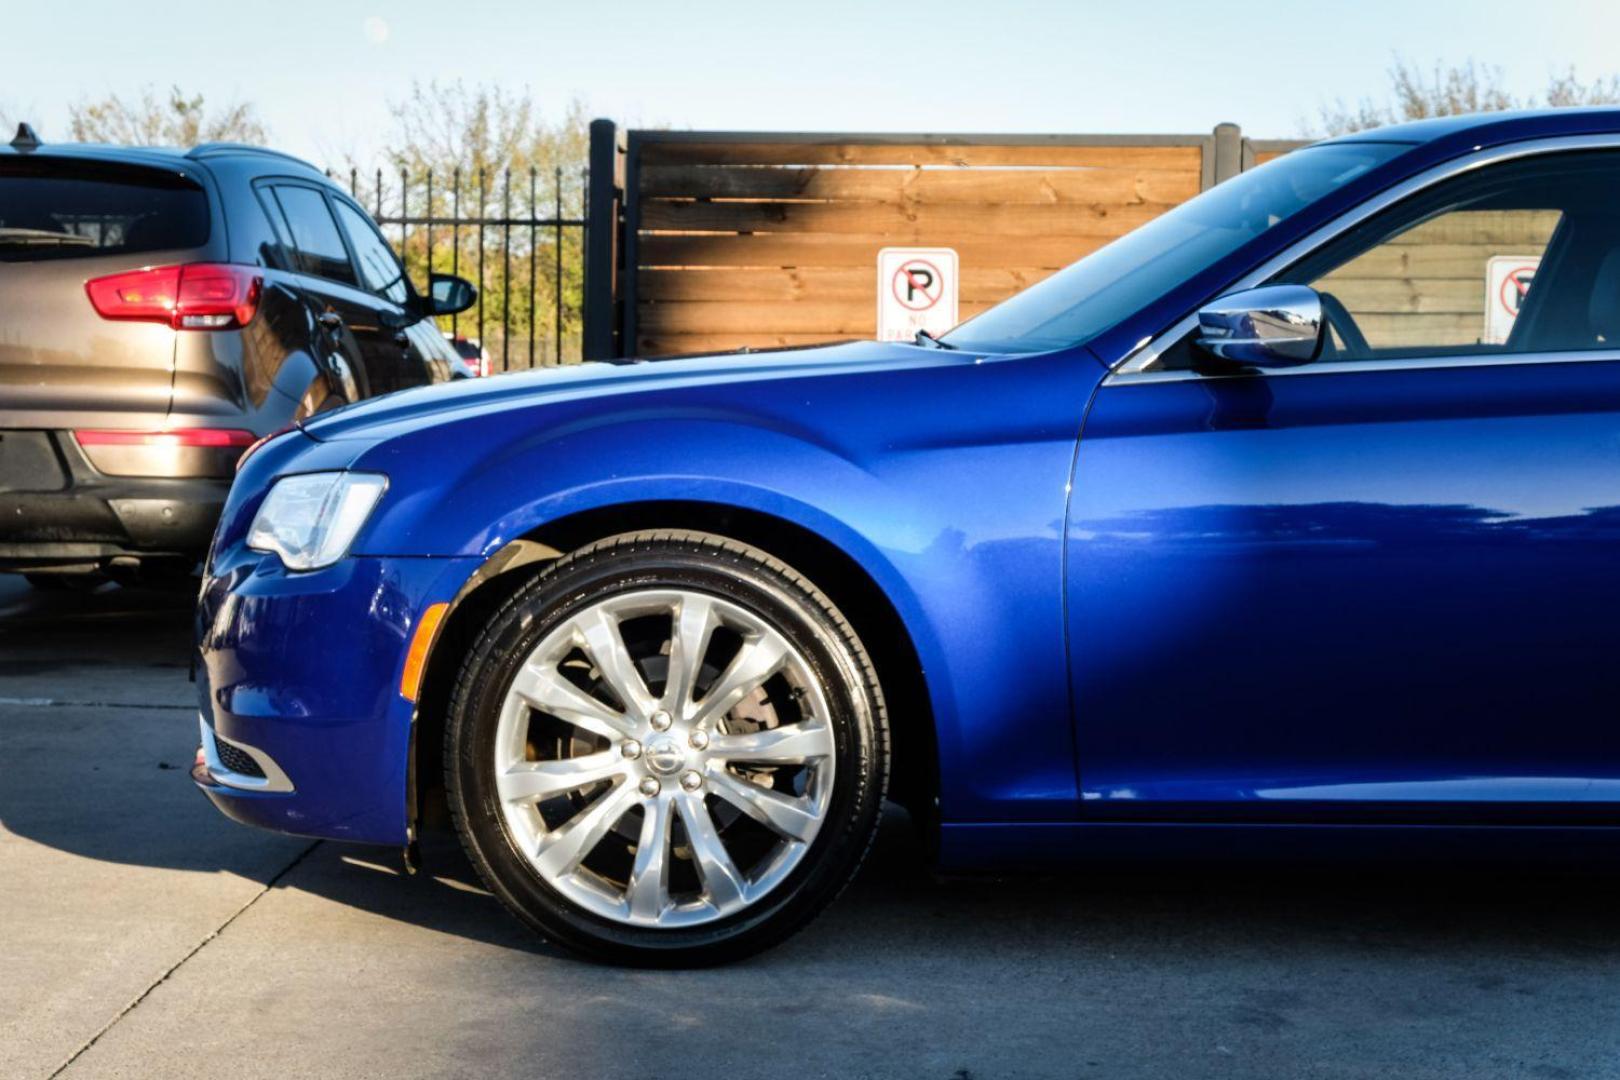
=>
[317,312,344,333]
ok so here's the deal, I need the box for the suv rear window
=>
[0,159,209,262]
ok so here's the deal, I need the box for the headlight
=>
[246,472,388,571]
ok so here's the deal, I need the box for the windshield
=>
[941,142,1409,354]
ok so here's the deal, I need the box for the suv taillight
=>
[73,428,258,449]
[85,264,262,330]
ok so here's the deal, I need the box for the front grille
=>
[213,735,265,779]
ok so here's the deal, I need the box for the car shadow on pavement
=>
[306,804,1620,981]
[7,574,1620,968]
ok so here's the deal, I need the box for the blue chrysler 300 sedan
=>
[197,109,1620,964]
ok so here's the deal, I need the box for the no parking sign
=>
[1483,255,1541,345]
[877,247,958,342]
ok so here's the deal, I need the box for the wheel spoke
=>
[662,593,717,715]
[707,721,834,765]
[535,779,638,878]
[707,769,820,842]
[691,634,788,730]
[625,795,674,922]
[512,662,634,741]
[575,607,657,720]
[675,791,747,912]
[497,751,625,805]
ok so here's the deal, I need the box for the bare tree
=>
[1544,66,1620,107]
[69,86,267,146]
[1310,57,1620,136]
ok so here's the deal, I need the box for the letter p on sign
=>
[877,247,959,342]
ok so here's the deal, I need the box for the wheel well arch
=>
[411,500,939,846]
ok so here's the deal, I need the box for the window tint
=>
[270,185,356,285]
[1273,151,1620,362]
[1310,210,1562,353]
[0,160,208,262]
[333,199,408,304]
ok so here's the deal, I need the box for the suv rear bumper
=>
[0,430,226,572]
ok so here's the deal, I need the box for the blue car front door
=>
[1066,144,1620,817]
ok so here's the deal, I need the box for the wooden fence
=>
[583,124,1308,359]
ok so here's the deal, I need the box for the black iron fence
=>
[332,165,590,370]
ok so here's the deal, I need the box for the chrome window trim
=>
[1106,348,1620,386]
[1108,133,1620,383]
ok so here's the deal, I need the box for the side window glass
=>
[271,185,357,286]
[1273,151,1620,362]
[333,199,409,305]
[1309,208,1562,357]
[251,187,298,271]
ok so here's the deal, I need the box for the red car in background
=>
[444,332,490,377]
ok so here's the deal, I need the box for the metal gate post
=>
[1211,122,1243,186]
[584,119,623,360]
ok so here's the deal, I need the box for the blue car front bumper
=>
[194,550,478,845]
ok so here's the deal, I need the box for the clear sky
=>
[5,0,1618,163]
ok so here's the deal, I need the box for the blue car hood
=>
[299,340,992,443]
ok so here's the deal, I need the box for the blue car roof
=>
[1323,107,1620,147]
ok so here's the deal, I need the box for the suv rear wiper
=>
[0,227,95,247]
[913,329,957,350]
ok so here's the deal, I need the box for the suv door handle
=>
[317,312,344,333]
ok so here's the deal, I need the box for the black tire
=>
[444,530,888,966]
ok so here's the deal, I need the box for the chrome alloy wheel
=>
[492,588,837,928]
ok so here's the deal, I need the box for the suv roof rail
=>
[186,142,319,170]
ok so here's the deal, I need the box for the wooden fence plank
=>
[639,165,1201,205]
[1355,312,1484,345]
[638,198,1171,238]
[1393,210,1562,247]
[1318,243,1549,280]
[1320,277,1484,314]
[639,233,1107,269]
[638,332,857,355]
[638,299,994,335]
[638,266,1054,302]
[638,141,1205,168]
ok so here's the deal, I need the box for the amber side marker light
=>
[400,602,450,702]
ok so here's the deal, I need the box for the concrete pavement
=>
[4,575,1620,1079]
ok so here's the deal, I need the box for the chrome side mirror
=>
[1195,284,1324,367]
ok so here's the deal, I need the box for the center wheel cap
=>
[644,735,685,776]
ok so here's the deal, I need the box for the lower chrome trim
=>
[198,715,295,793]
